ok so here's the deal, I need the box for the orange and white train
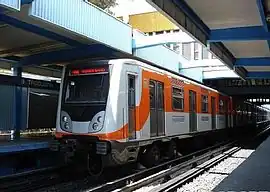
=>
[52,59,269,175]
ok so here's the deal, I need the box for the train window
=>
[219,99,224,113]
[157,82,164,109]
[201,95,208,112]
[149,81,155,109]
[128,75,135,107]
[172,87,184,110]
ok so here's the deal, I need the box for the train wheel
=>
[166,140,178,159]
[141,144,161,168]
[87,153,103,177]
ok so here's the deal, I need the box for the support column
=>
[12,66,22,140]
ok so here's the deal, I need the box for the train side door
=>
[149,80,165,137]
[224,100,228,129]
[228,101,231,128]
[128,74,136,140]
[211,97,216,130]
[189,90,197,132]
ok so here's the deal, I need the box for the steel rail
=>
[86,140,235,192]
[147,126,270,192]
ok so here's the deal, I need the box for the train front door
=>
[211,97,216,130]
[128,74,136,140]
[189,90,197,132]
[149,80,165,137]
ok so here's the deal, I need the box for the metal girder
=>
[209,26,270,42]
[147,0,209,46]
[0,14,84,47]
[234,67,247,79]
[147,0,244,78]
[0,42,67,57]
[235,57,270,66]
[208,42,235,69]
[247,72,270,78]
[256,0,270,48]
[18,44,125,66]
[21,0,33,5]
[209,2,270,43]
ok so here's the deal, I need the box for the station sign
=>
[204,78,270,87]
[23,78,60,90]
[0,75,60,90]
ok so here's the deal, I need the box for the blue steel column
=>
[12,66,22,140]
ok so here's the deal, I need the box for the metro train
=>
[51,59,270,176]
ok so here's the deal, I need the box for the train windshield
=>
[64,67,109,104]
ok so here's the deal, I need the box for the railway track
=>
[33,140,232,192]
[0,166,71,192]
[84,127,270,192]
[86,141,235,192]
[2,127,268,192]
[105,126,270,192]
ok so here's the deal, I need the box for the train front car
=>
[54,61,114,176]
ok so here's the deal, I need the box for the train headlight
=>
[60,111,72,132]
[92,122,98,130]
[88,111,105,133]
[97,116,102,123]
[63,116,68,122]
[64,122,70,129]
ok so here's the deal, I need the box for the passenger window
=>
[128,75,135,107]
[149,81,155,109]
[201,95,208,112]
[157,82,164,109]
[172,87,184,110]
[219,99,224,113]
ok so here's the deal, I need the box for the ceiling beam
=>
[0,42,67,57]
[256,0,270,48]
[247,72,270,79]
[209,26,270,42]
[18,44,123,66]
[235,57,270,67]
[0,14,83,47]
[146,0,246,79]
[171,0,210,36]
[21,0,34,5]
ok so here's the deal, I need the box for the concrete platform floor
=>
[213,136,270,192]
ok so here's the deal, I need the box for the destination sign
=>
[70,67,108,76]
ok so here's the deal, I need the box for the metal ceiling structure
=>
[0,0,134,78]
[147,0,270,79]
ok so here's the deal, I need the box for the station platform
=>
[0,135,52,154]
[213,135,270,192]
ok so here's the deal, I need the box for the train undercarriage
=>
[51,129,236,177]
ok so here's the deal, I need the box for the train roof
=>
[67,58,229,96]
[114,59,230,97]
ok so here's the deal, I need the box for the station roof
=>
[147,0,270,79]
[0,0,182,79]
[0,0,134,78]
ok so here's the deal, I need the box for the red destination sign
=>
[70,67,107,76]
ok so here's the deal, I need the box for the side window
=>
[201,95,208,112]
[219,99,224,113]
[149,81,155,109]
[128,75,135,107]
[157,82,164,109]
[172,87,184,110]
